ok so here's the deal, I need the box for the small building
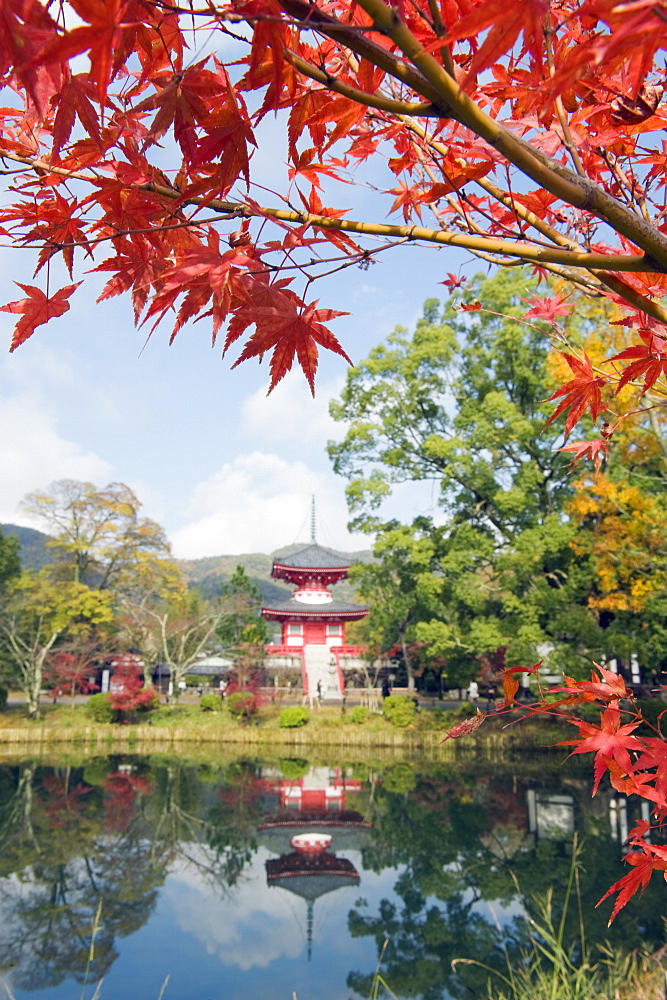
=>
[262,539,368,699]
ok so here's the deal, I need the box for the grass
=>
[452,840,667,1000]
[0,694,574,751]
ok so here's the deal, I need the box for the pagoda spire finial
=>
[307,898,314,961]
[310,495,316,544]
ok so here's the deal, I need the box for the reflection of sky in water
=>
[5,848,401,1000]
[3,844,527,1000]
[4,758,652,1000]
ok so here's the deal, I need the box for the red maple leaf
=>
[557,438,609,472]
[440,273,466,292]
[1,282,81,350]
[523,292,572,323]
[559,705,644,794]
[603,756,662,804]
[34,0,138,106]
[502,673,520,706]
[52,73,102,154]
[224,282,351,393]
[500,662,542,707]
[553,664,631,704]
[440,708,485,742]
[607,328,667,393]
[597,841,667,924]
[544,352,607,437]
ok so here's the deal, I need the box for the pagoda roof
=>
[266,852,359,900]
[272,544,352,573]
[262,596,368,621]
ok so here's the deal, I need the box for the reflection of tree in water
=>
[202,760,267,888]
[0,757,267,992]
[347,763,667,1000]
[4,755,659,999]
[0,761,169,991]
[149,760,260,895]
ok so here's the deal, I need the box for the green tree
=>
[0,572,114,718]
[348,520,443,692]
[0,527,20,590]
[218,566,270,650]
[330,271,603,681]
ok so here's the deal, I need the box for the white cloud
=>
[0,394,111,523]
[166,847,368,973]
[171,451,365,557]
[166,850,305,970]
[240,369,345,449]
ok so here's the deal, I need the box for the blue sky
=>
[0,60,474,558]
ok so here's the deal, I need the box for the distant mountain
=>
[1,523,372,603]
[2,523,53,571]
[178,551,291,603]
[178,543,373,604]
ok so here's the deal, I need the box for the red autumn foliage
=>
[447,661,667,921]
[40,774,92,828]
[45,651,99,697]
[489,664,667,922]
[108,654,158,718]
[0,0,665,414]
[103,771,153,832]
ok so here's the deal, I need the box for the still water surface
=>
[0,751,665,1000]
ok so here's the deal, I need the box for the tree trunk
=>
[25,676,41,719]
[24,645,52,719]
[401,636,415,693]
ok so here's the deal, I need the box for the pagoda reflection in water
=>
[259,767,370,959]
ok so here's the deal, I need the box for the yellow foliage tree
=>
[21,480,175,592]
[568,474,667,614]
[0,572,115,718]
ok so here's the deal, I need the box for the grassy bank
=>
[0,698,573,755]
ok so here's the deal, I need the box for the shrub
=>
[382,694,417,727]
[349,705,368,724]
[279,757,309,779]
[125,687,160,720]
[382,762,417,794]
[279,705,310,728]
[200,693,224,712]
[227,690,258,718]
[86,692,114,724]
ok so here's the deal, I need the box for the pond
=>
[0,749,665,1000]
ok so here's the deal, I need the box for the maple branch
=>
[347,0,667,272]
[284,50,440,116]
[395,118,667,326]
[1,152,664,280]
[277,0,452,114]
[544,25,586,179]
[425,0,456,77]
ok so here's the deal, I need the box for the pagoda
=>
[259,766,369,960]
[262,502,367,699]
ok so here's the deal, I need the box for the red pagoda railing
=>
[264,644,365,658]
[331,646,365,657]
[263,644,366,696]
[264,645,304,657]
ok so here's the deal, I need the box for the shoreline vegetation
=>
[0,696,579,755]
